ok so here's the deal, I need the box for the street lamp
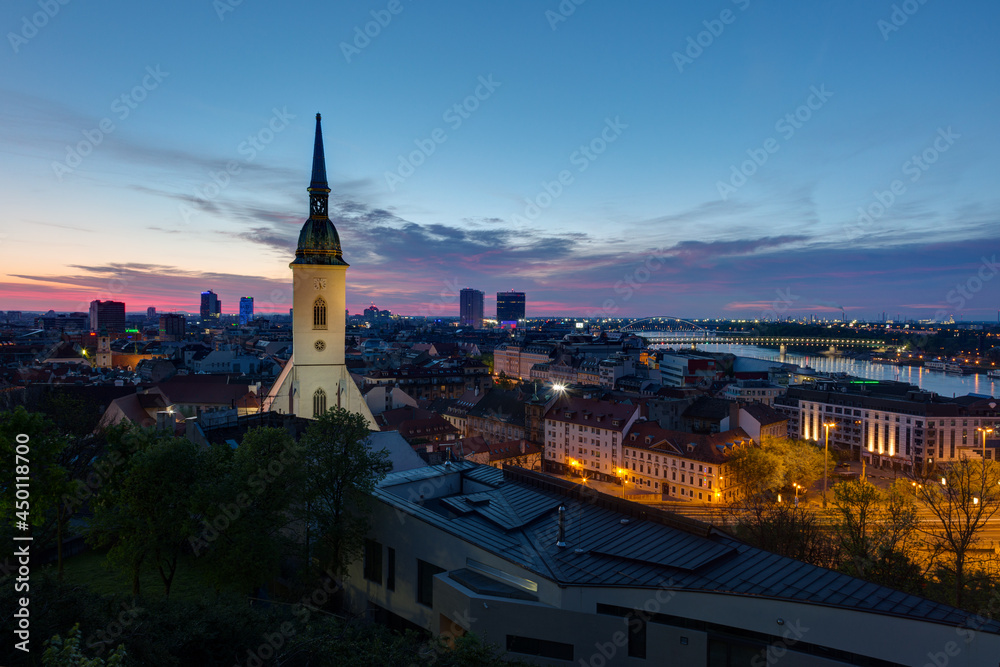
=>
[977,426,994,461]
[616,468,627,499]
[793,482,801,507]
[823,422,836,508]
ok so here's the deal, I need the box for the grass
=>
[41,549,234,603]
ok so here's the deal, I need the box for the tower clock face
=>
[313,278,327,290]
[314,339,326,351]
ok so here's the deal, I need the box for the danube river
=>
[677,344,998,399]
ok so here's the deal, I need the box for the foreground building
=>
[344,463,1000,666]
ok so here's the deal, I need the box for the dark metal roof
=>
[376,463,1000,634]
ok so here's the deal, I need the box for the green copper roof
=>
[291,113,348,267]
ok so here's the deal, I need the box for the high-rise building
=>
[158,313,186,341]
[89,300,126,333]
[460,288,484,329]
[146,306,156,319]
[200,290,221,320]
[496,291,525,327]
[239,297,254,326]
[262,113,374,425]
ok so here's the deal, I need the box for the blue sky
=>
[1,0,998,320]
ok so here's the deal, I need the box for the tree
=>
[831,478,922,592]
[726,444,785,500]
[918,458,1000,608]
[725,437,828,502]
[87,427,203,597]
[771,437,828,491]
[194,427,305,594]
[730,501,837,567]
[43,623,126,667]
[0,407,74,577]
[299,407,391,579]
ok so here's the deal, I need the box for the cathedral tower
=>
[263,114,374,426]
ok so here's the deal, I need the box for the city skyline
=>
[2,1,998,319]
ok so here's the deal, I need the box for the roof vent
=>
[556,505,567,548]
[619,519,630,525]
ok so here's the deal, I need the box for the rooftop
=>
[377,463,1000,634]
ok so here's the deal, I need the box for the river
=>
[665,343,998,399]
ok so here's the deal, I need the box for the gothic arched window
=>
[313,297,327,329]
[313,388,327,417]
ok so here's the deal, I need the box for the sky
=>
[1,0,998,321]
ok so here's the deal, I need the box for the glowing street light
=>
[977,426,994,461]
[823,422,836,508]
[616,467,628,498]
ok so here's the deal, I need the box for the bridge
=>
[613,318,885,352]
[633,332,884,352]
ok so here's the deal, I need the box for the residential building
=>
[544,397,641,482]
[362,384,419,417]
[459,288,484,329]
[658,352,719,388]
[493,343,554,380]
[721,379,785,406]
[622,421,751,502]
[158,313,186,341]
[463,439,542,470]
[466,388,528,444]
[737,403,789,442]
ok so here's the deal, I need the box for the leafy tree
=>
[831,478,922,592]
[43,623,126,667]
[194,427,305,594]
[918,459,1000,608]
[299,407,391,578]
[0,407,74,577]
[725,437,829,503]
[87,427,203,597]
[725,444,784,500]
[770,437,828,491]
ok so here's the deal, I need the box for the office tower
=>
[239,296,254,325]
[460,288,484,329]
[89,300,126,333]
[497,290,525,327]
[201,290,221,320]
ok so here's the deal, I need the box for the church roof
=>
[291,113,348,267]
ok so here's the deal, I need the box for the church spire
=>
[292,112,346,266]
[308,113,330,219]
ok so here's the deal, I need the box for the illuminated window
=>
[313,388,327,417]
[313,297,327,329]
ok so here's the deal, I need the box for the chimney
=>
[155,410,172,431]
[519,440,526,454]
[556,505,567,548]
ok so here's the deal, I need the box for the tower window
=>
[313,388,327,417]
[313,297,327,329]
